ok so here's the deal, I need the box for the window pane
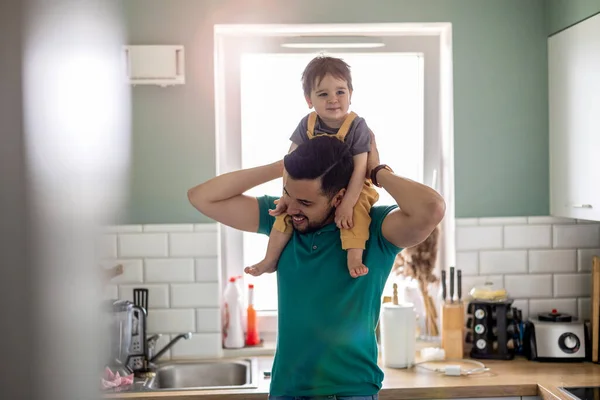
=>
[239,52,424,311]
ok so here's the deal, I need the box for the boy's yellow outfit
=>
[273,111,379,250]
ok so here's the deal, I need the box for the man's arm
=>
[187,160,284,233]
[367,132,446,248]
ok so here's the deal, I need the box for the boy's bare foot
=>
[347,249,368,278]
[244,258,278,276]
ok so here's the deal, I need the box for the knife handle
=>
[457,269,462,301]
[441,270,447,303]
[449,266,455,303]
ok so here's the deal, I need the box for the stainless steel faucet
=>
[148,332,193,364]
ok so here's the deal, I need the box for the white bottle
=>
[223,276,244,348]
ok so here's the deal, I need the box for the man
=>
[188,134,445,399]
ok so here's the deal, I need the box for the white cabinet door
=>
[548,13,600,221]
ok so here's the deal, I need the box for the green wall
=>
[120,0,549,223]
[546,0,600,35]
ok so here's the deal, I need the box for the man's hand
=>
[366,130,380,179]
[335,199,354,230]
[268,196,288,217]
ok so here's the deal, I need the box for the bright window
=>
[240,52,424,311]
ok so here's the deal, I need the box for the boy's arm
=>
[188,160,284,233]
[340,152,368,208]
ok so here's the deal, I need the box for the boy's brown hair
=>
[301,56,353,98]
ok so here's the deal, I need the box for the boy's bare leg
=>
[347,248,368,278]
[244,228,292,276]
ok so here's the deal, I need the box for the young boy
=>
[244,55,379,278]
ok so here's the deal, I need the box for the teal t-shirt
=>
[256,195,402,397]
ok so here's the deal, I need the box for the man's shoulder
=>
[256,195,279,235]
[369,204,397,224]
[368,204,402,253]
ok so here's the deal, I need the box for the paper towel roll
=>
[380,302,416,368]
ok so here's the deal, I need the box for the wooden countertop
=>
[104,356,600,400]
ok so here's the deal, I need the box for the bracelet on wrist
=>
[370,164,394,188]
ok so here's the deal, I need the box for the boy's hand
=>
[268,196,288,216]
[335,200,354,230]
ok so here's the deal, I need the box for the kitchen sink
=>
[144,358,259,391]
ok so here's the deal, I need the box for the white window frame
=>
[214,23,455,340]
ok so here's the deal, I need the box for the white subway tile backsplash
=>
[147,309,195,334]
[170,232,218,257]
[578,298,591,321]
[104,285,118,300]
[578,249,600,272]
[96,216,593,360]
[97,235,118,259]
[505,275,552,298]
[528,250,576,273]
[504,225,552,249]
[529,298,577,318]
[553,224,600,248]
[478,217,527,225]
[194,224,218,232]
[145,259,195,282]
[171,283,220,308]
[195,308,221,333]
[119,284,170,308]
[170,333,222,359]
[195,257,219,282]
[143,224,194,233]
[479,250,527,274]
[553,274,591,297]
[577,219,599,224]
[103,225,143,233]
[456,252,478,275]
[100,259,144,283]
[456,226,502,251]
[527,216,575,225]
[455,218,478,226]
[119,233,168,257]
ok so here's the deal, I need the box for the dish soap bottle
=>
[223,276,244,348]
[245,284,260,346]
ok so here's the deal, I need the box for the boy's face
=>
[305,73,352,128]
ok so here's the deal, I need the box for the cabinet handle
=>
[572,204,593,209]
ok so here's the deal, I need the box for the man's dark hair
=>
[284,136,354,198]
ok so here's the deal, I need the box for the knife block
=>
[441,302,465,359]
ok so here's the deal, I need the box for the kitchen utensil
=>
[523,311,587,361]
[441,270,447,303]
[133,288,148,313]
[108,300,148,372]
[457,269,462,301]
[441,301,465,359]
[468,299,515,360]
[449,267,455,303]
[380,302,416,368]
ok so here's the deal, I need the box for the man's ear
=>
[331,188,346,208]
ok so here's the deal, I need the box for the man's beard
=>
[292,205,336,234]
